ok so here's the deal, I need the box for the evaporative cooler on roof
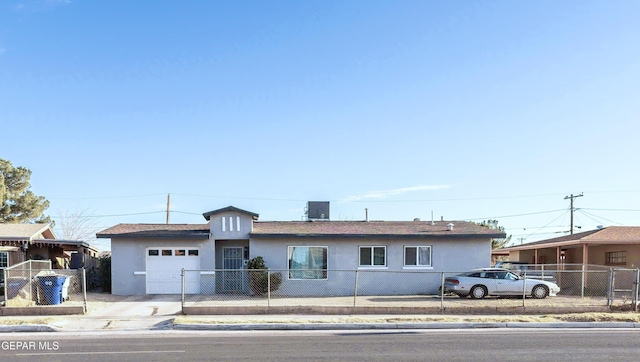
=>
[306,201,330,220]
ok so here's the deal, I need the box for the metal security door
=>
[222,247,244,292]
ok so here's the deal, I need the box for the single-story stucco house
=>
[495,226,640,268]
[97,204,506,296]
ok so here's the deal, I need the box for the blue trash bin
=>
[39,275,67,305]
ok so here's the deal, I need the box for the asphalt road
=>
[1,329,640,361]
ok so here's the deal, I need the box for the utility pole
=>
[166,193,171,224]
[564,193,583,235]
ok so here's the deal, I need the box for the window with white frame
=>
[404,246,432,267]
[359,246,386,267]
[288,246,327,280]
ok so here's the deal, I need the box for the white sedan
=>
[444,268,560,299]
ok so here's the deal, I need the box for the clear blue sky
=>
[2,1,639,251]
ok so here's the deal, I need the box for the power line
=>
[51,208,570,222]
[522,209,570,241]
[48,193,167,200]
[165,193,307,202]
[509,231,567,238]
[43,191,640,207]
[49,211,166,218]
[464,209,566,221]
[581,208,640,212]
[577,209,624,226]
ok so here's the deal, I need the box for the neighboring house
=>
[0,224,99,285]
[495,226,640,267]
[97,204,505,296]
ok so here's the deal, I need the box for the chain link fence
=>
[1,260,87,311]
[181,267,640,313]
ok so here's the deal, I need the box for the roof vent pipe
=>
[365,208,369,222]
[447,223,454,231]
[414,218,421,222]
[431,211,434,225]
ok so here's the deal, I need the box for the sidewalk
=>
[2,293,640,333]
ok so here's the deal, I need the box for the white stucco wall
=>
[110,237,214,295]
[249,237,491,296]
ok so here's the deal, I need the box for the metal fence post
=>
[82,268,88,313]
[181,268,185,314]
[29,267,33,306]
[631,269,640,312]
[3,268,7,306]
[522,271,527,308]
[267,269,271,308]
[353,270,359,308]
[440,272,445,311]
[607,268,614,307]
[581,264,585,298]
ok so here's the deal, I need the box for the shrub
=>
[247,256,282,296]
[98,255,112,293]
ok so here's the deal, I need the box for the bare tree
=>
[56,206,99,241]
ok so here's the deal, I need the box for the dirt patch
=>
[0,316,54,325]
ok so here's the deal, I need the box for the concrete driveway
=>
[46,294,182,331]
[89,294,182,318]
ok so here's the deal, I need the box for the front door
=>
[222,247,244,292]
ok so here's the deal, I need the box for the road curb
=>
[171,322,509,331]
[3,321,639,333]
[171,321,640,331]
[506,322,640,328]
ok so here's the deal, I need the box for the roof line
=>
[250,233,506,239]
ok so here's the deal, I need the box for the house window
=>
[0,251,7,268]
[359,246,386,267]
[188,250,199,256]
[0,251,6,284]
[605,251,626,265]
[221,216,240,232]
[175,250,186,256]
[288,246,327,280]
[148,250,159,256]
[162,250,172,256]
[404,246,432,267]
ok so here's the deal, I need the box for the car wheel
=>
[470,285,487,299]
[531,285,548,299]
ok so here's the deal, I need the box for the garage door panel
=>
[146,247,200,294]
